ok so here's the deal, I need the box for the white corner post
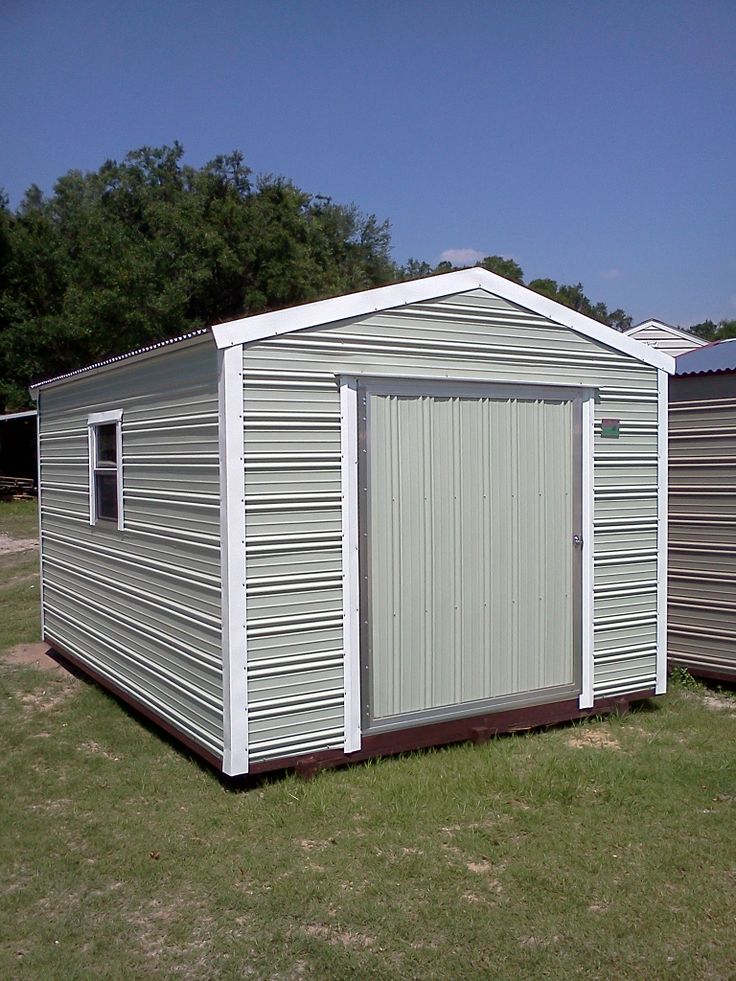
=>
[35,390,45,640]
[218,343,249,775]
[340,376,362,753]
[656,369,668,694]
[579,393,596,709]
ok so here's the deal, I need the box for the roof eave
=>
[29,329,213,393]
[212,268,676,374]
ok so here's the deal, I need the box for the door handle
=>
[572,534,583,548]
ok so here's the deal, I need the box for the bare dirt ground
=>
[0,535,38,555]
[3,643,63,672]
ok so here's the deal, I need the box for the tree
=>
[478,255,524,284]
[688,319,736,342]
[527,278,632,331]
[0,145,397,410]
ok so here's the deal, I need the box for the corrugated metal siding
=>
[242,289,660,762]
[366,391,575,726]
[38,342,224,757]
[668,393,736,679]
[628,324,703,357]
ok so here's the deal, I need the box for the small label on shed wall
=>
[601,418,620,438]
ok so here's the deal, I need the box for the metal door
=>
[359,380,582,733]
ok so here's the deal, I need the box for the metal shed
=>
[625,319,707,357]
[31,269,674,775]
[669,338,736,682]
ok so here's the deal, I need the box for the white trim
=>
[340,376,361,754]
[211,268,676,374]
[656,369,668,694]
[87,410,124,531]
[579,394,596,709]
[218,344,249,775]
[0,409,37,422]
[88,408,123,425]
[37,391,45,639]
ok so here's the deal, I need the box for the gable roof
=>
[31,268,675,394]
[212,268,675,373]
[625,319,708,346]
[676,337,736,376]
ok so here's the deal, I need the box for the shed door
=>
[359,382,581,733]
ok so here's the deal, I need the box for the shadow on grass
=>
[46,644,667,794]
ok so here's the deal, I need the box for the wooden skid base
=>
[45,637,223,770]
[45,636,655,778]
[251,690,655,778]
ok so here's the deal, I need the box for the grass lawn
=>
[1,501,735,979]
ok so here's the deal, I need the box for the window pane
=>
[96,424,117,466]
[95,473,118,521]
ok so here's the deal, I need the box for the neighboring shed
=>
[30,269,674,775]
[625,320,707,357]
[669,338,736,682]
[0,409,38,492]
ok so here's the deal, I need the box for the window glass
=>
[95,472,118,521]
[96,423,117,466]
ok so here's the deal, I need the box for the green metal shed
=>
[31,268,675,775]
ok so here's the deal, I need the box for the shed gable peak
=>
[212,268,674,373]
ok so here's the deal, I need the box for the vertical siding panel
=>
[364,389,576,729]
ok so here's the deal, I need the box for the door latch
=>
[572,534,584,548]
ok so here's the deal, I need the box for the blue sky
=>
[2,0,734,326]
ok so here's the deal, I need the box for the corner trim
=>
[656,369,668,694]
[340,376,362,753]
[218,344,249,775]
[37,390,45,639]
[579,393,596,709]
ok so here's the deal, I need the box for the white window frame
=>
[87,409,124,530]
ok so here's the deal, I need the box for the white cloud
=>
[600,268,620,280]
[439,248,486,266]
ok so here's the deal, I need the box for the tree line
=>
[0,143,722,412]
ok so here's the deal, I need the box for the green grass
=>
[0,497,39,539]
[1,502,735,978]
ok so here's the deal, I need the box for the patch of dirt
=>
[1,572,38,589]
[3,643,62,672]
[302,924,374,949]
[588,902,609,913]
[78,739,121,762]
[3,645,80,710]
[20,687,74,711]
[699,693,736,713]
[0,535,38,555]
[466,860,494,874]
[568,728,621,750]
[28,798,73,813]
[520,934,561,949]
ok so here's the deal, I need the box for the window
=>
[88,410,123,529]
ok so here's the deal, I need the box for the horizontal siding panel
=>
[38,342,224,758]
[241,287,661,761]
[667,378,736,684]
